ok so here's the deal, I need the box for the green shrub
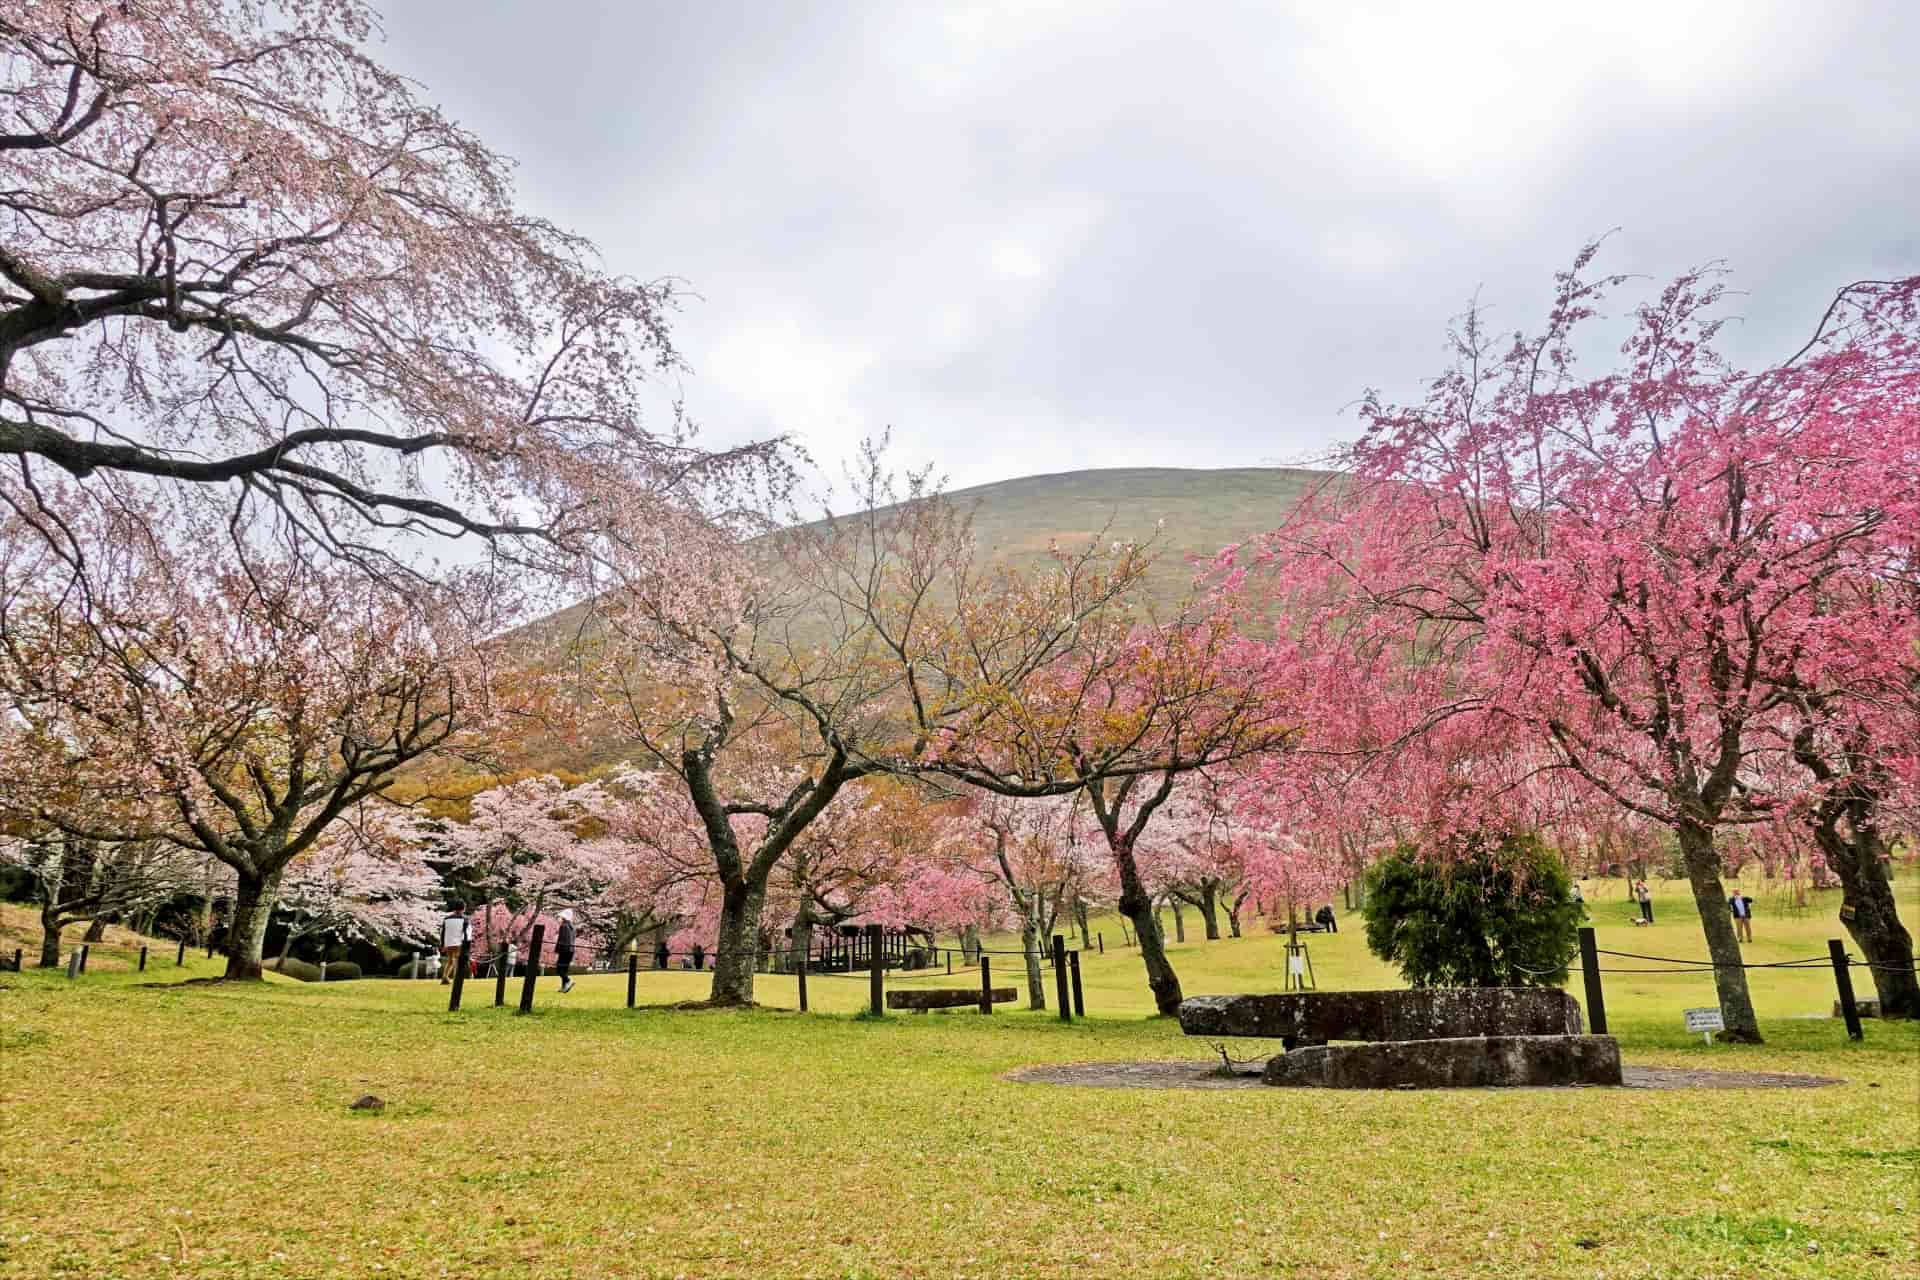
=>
[1360,831,1580,987]
[270,957,361,982]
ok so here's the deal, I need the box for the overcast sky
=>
[378,1,1918,491]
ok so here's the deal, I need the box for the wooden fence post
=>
[797,950,809,1012]
[946,948,952,976]
[9,947,20,972]
[1098,932,1104,955]
[979,955,992,1015]
[1052,935,1071,1023]
[494,954,509,1007]
[517,924,545,1015]
[1069,950,1085,1018]
[867,923,884,1016]
[138,945,148,972]
[1578,927,1607,1035]
[66,949,81,979]
[78,944,89,973]
[1830,938,1864,1041]
[176,938,186,966]
[448,939,471,1012]
[627,952,638,1009]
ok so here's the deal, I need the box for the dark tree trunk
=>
[1075,899,1092,950]
[1817,823,1919,1018]
[1226,892,1246,938]
[38,911,63,968]
[1168,897,1187,944]
[961,923,980,965]
[1196,882,1221,940]
[1020,917,1046,1010]
[223,869,283,981]
[83,916,109,943]
[1116,848,1183,1016]
[1676,822,1761,1042]
[708,876,767,1006]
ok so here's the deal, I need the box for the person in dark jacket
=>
[1315,904,1337,934]
[654,938,670,970]
[555,908,577,994]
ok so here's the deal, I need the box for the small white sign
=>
[1287,953,1305,976]
[1684,1007,1725,1033]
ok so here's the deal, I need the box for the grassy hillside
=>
[468,465,1330,777]
[936,465,1329,613]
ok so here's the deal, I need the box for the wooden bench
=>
[887,987,1016,1012]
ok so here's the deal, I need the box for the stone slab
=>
[1833,999,1881,1019]
[887,987,1016,1010]
[1179,988,1585,1042]
[1261,1034,1622,1089]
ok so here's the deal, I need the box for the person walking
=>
[1635,880,1654,925]
[1728,888,1755,943]
[555,908,577,994]
[438,902,470,984]
[1570,881,1590,920]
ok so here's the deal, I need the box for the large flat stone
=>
[886,987,1015,1010]
[1179,988,1585,1042]
[1262,1034,1622,1089]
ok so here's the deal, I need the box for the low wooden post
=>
[797,951,809,1013]
[1069,950,1085,1018]
[517,924,545,1015]
[1830,938,1863,1041]
[318,960,327,983]
[979,955,993,1015]
[1098,932,1104,955]
[494,955,509,1008]
[78,944,89,974]
[448,939,471,1012]
[867,923,884,1016]
[66,949,81,979]
[9,947,20,972]
[946,949,952,976]
[176,938,186,966]
[627,952,638,1009]
[138,945,148,972]
[1052,934,1071,1023]
[1578,927,1607,1035]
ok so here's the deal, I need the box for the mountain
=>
[454,466,1330,784]
[931,465,1329,611]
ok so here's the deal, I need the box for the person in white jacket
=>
[438,903,470,984]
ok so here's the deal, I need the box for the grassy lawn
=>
[2,881,1915,1279]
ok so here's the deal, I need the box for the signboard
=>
[1287,953,1306,976]
[1684,1007,1724,1042]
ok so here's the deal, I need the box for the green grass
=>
[2,879,1915,1279]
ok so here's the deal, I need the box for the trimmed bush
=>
[1361,831,1580,988]
[270,957,362,982]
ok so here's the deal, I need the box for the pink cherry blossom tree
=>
[270,803,440,970]
[0,508,504,979]
[0,1,783,602]
[1238,248,1920,1040]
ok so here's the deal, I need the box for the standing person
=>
[1571,881,1590,921]
[1635,880,1654,925]
[654,938,670,970]
[438,903,469,984]
[1728,888,1755,943]
[555,909,577,994]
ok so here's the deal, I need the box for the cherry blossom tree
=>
[0,830,202,967]
[0,508,504,979]
[0,1,782,600]
[1238,248,1920,1040]
[270,804,439,970]
[584,446,1157,1006]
